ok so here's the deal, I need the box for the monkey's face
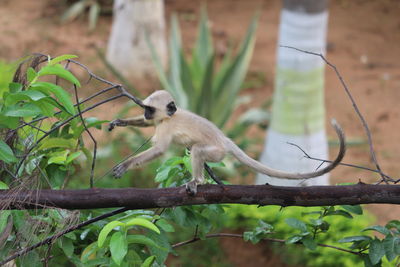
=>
[143,90,177,122]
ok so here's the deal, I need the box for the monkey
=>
[109,90,346,195]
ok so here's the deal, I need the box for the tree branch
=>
[2,183,400,210]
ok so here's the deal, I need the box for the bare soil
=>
[1,0,400,266]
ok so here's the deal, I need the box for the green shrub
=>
[223,204,376,267]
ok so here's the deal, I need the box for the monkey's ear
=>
[167,101,177,116]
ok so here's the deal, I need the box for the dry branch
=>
[2,183,400,210]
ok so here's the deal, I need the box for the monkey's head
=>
[142,90,177,122]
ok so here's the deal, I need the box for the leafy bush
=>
[223,204,383,266]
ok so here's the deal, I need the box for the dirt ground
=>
[1,0,400,266]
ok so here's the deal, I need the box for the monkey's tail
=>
[227,119,346,179]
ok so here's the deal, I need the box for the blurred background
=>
[1,0,399,265]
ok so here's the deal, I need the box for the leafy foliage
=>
[224,204,400,267]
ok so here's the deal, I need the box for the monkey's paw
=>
[112,163,128,178]
[185,180,198,196]
[108,119,124,131]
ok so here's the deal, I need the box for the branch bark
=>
[2,183,400,210]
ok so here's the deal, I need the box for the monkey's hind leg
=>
[186,145,225,195]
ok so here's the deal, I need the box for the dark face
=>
[144,105,156,120]
[166,101,177,116]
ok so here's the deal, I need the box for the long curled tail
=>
[228,119,346,179]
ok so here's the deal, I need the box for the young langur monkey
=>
[109,90,346,195]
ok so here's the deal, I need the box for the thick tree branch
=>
[1,183,400,210]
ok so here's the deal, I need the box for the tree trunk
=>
[256,0,330,186]
[106,0,167,82]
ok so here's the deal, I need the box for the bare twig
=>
[15,94,124,175]
[287,142,396,182]
[73,84,97,188]
[15,84,120,130]
[281,45,391,184]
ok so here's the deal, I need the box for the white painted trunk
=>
[107,0,167,81]
[256,8,330,186]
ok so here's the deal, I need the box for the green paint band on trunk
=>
[270,67,325,135]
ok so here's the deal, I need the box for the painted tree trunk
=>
[256,0,330,186]
[106,0,167,81]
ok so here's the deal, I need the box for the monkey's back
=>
[166,108,229,148]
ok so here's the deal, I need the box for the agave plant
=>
[148,9,259,129]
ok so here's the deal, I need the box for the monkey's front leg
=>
[112,146,164,178]
[109,115,153,131]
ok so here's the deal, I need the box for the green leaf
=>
[48,150,69,165]
[38,64,81,87]
[362,254,379,267]
[286,235,302,244]
[126,234,164,249]
[0,181,9,189]
[8,82,23,93]
[98,221,125,247]
[302,237,317,251]
[0,210,11,234]
[386,220,400,231]
[369,238,385,265]
[0,140,17,163]
[3,103,42,117]
[125,218,160,234]
[339,235,372,243]
[30,82,75,115]
[110,232,127,266]
[146,229,171,265]
[363,225,391,236]
[38,138,75,150]
[49,55,78,66]
[73,118,108,138]
[285,218,308,232]
[325,210,353,219]
[27,67,38,83]
[141,256,156,267]
[383,235,399,262]
[341,205,363,215]
[156,219,175,233]
[34,97,57,117]
[57,236,74,257]
[80,242,98,263]
[0,115,19,129]
[21,90,48,101]
[66,151,82,164]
